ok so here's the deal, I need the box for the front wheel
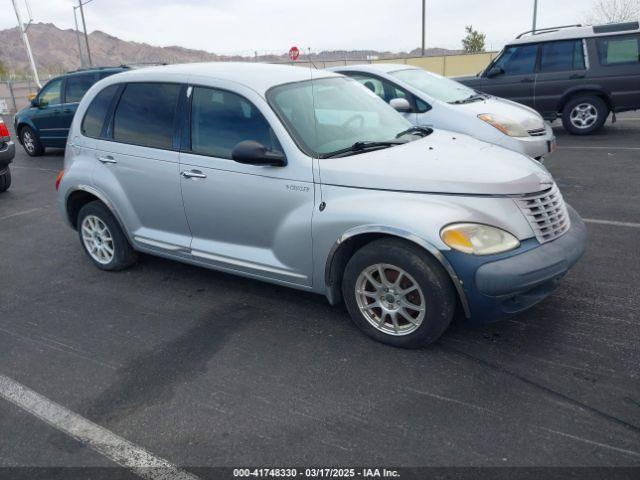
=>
[20,126,45,156]
[342,238,456,348]
[77,201,137,271]
[561,95,608,135]
[0,167,11,192]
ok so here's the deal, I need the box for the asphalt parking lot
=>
[0,113,639,477]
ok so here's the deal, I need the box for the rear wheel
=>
[562,95,608,135]
[0,167,10,192]
[20,126,45,156]
[77,201,137,271]
[342,238,456,348]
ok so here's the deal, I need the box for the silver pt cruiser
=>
[57,63,586,348]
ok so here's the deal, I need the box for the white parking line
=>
[0,207,44,221]
[0,374,199,480]
[584,218,640,228]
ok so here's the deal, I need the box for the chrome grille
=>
[515,184,570,243]
[527,127,547,136]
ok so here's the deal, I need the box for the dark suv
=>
[457,22,640,135]
[14,66,128,156]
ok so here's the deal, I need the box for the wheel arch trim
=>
[64,184,134,245]
[324,225,471,318]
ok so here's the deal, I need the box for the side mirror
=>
[30,98,39,108]
[231,140,286,167]
[486,67,504,78]
[389,98,412,113]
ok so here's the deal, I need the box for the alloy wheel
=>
[570,103,598,129]
[81,215,115,265]
[22,130,35,154]
[355,263,426,336]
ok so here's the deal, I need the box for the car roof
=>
[328,63,421,75]
[508,22,640,45]
[103,62,340,95]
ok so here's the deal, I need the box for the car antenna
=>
[308,46,324,206]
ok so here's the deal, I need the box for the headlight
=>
[440,223,520,255]
[478,113,529,137]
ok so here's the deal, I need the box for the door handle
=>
[182,170,207,179]
[63,109,73,113]
[97,155,117,164]
[521,77,534,83]
[569,74,585,79]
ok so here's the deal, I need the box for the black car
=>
[0,118,14,192]
[457,21,640,135]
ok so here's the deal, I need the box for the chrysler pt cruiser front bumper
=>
[443,205,587,323]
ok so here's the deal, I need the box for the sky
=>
[2,0,598,55]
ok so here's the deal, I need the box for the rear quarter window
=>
[81,84,120,138]
[597,35,640,65]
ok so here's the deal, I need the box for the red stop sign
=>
[289,46,300,61]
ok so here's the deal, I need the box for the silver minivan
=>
[330,64,556,160]
[57,63,586,348]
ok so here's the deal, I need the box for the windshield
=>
[389,69,477,103]
[267,77,413,158]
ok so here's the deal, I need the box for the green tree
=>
[462,25,486,53]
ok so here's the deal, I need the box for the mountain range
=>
[0,23,458,78]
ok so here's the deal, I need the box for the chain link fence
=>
[0,80,39,115]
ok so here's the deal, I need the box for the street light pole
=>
[73,7,85,68]
[532,0,538,33]
[10,0,41,88]
[78,0,92,67]
[421,0,426,56]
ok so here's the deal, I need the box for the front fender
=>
[323,224,471,317]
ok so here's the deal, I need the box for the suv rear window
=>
[81,84,120,138]
[597,35,640,65]
[113,83,181,149]
[540,40,585,72]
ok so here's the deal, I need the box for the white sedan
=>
[329,64,556,160]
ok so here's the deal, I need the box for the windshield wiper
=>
[320,140,406,159]
[450,93,487,105]
[395,126,433,138]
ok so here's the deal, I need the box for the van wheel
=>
[77,201,137,271]
[562,95,608,135]
[0,167,11,192]
[342,238,456,348]
[20,126,45,156]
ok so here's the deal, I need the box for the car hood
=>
[319,129,554,195]
[454,96,545,131]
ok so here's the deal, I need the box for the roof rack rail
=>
[66,66,127,74]
[119,62,168,68]
[516,24,583,39]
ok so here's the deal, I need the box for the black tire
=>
[561,95,608,135]
[0,167,10,192]
[342,238,456,348]
[19,125,45,156]
[76,201,137,271]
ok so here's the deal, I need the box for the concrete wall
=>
[372,51,499,77]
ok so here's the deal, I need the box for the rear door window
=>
[65,74,96,103]
[81,84,120,138]
[597,35,640,65]
[540,40,586,72]
[190,86,281,159]
[493,44,538,75]
[113,83,181,149]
